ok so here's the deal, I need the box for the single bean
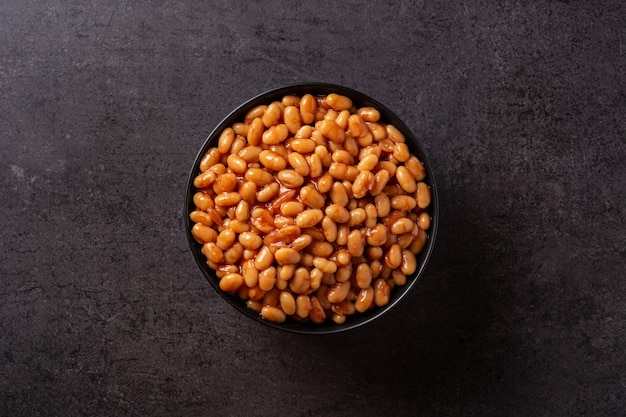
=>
[291,138,316,154]
[247,117,264,146]
[256,182,280,202]
[313,257,337,274]
[357,107,380,122]
[258,267,277,291]
[307,153,323,177]
[370,169,390,196]
[217,128,236,154]
[352,170,375,199]
[309,296,326,323]
[396,166,417,193]
[391,218,414,235]
[262,102,282,127]
[292,234,313,252]
[347,229,365,257]
[275,247,302,265]
[278,170,305,188]
[192,223,217,244]
[391,195,417,211]
[325,204,350,223]
[238,231,263,250]
[212,172,237,194]
[355,286,374,312]
[245,168,274,186]
[219,273,243,293]
[287,152,310,176]
[385,244,403,269]
[300,185,326,209]
[254,245,275,270]
[327,281,351,304]
[199,148,221,172]
[279,291,297,316]
[405,156,426,181]
[262,124,289,145]
[214,192,241,207]
[318,119,345,143]
[330,182,349,206]
[261,306,286,323]
[373,278,390,307]
[416,182,431,209]
[347,208,367,227]
[300,94,317,124]
[259,150,287,171]
[295,209,324,228]
[290,267,311,294]
[418,212,431,230]
[321,216,338,243]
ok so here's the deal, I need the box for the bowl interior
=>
[185,83,438,334]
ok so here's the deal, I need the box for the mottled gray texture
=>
[1,0,624,416]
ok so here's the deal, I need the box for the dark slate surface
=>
[1,1,624,416]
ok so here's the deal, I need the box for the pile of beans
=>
[190,92,432,325]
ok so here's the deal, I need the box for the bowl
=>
[184,82,438,334]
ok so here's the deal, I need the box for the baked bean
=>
[367,246,383,261]
[219,273,243,293]
[199,148,220,172]
[192,223,217,244]
[258,267,277,291]
[356,263,373,289]
[214,192,241,207]
[370,169,390,196]
[318,119,345,143]
[384,244,402,269]
[213,173,237,194]
[232,122,249,136]
[259,150,287,171]
[329,162,358,182]
[239,181,257,203]
[325,204,350,223]
[347,208,366,227]
[374,194,391,218]
[291,138,316,154]
[325,93,353,111]
[193,170,216,189]
[279,291,297,315]
[300,185,326,209]
[331,149,354,165]
[245,168,274,187]
[238,231,263,250]
[216,229,236,250]
[321,216,338,242]
[295,295,312,318]
[189,210,213,227]
[261,306,286,323]
[357,153,379,172]
[405,156,426,181]
[247,117,264,146]
[245,105,267,124]
[327,281,351,304]
[308,241,334,258]
[355,286,374,312]
[391,195,417,211]
[217,128,236,154]
[277,170,305,188]
[335,264,352,283]
[238,146,262,163]
[313,257,337,274]
[262,102,282,127]
[366,223,388,247]
[234,200,250,223]
[277,202,301,218]
[295,209,324,228]
[242,259,259,287]
[247,286,265,301]
[352,170,375,199]
[231,136,246,156]
[357,107,380,122]
[315,145,332,167]
[307,153,323,178]
[262,124,289,145]
[224,243,244,264]
[292,235,313,251]
[299,94,317,124]
[309,296,326,323]
[287,152,310,176]
[391,218,414,235]
[335,109,350,129]
[275,248,301,265]
[282,95,300,107]
[416,182,431,209]
[393,142,410,163]
[329,182,349,206]
[256,182,280,203]
[400,249,418,275]
[396,166,417,193]
[409,228,428,255]
[347,229,365,257]
[347,114,368,138]
[290,267,311,294]
[418,212,431,230]
[373,278,390,306]
[253,245,275,270]
[193,194,213,214]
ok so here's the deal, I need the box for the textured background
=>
[1,1,624,416]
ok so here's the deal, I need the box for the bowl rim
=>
[184,82,439,334]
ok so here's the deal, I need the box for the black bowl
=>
[185,82,438,334]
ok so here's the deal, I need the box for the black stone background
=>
[1,1,624,416]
